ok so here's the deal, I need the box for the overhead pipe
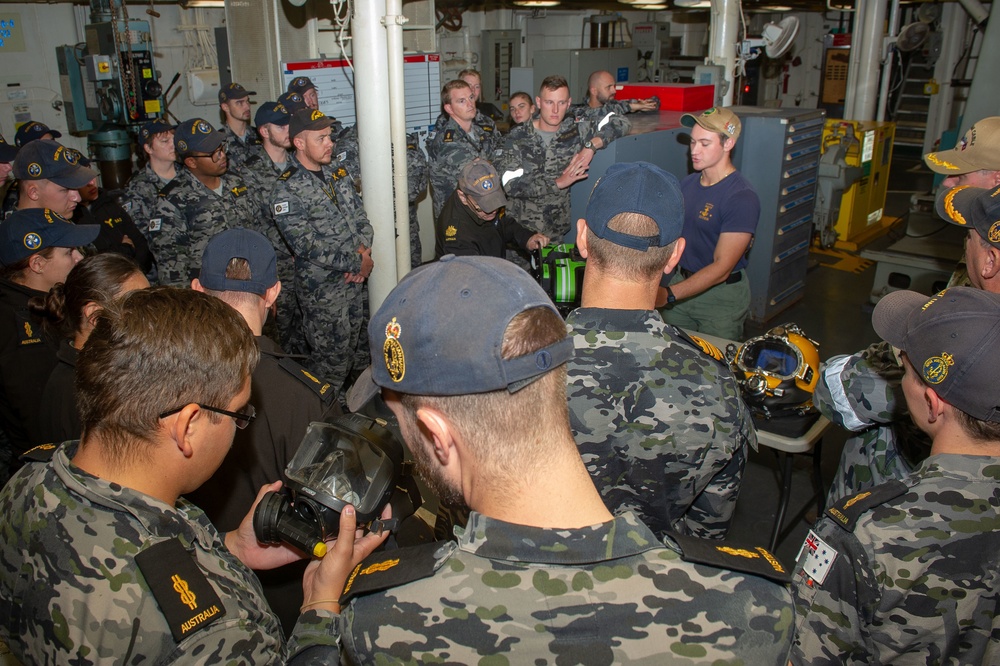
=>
[383,0,411,280]
[956,0,989,26]
[352,0,398,309]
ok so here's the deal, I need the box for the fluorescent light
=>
[635,3,669,8]
[758,5,794,9]
[513,0,560,5]
[673,0,712,7]
[183,0,225,7]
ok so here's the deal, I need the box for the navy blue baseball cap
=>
[936,184,1000,251]
[346,255,574,412]
[585,161,683,250]
[174,118,224,158]
[0,208,100,266]
[0,134,16,163]
[14,121,62,147]
[218,82,255,103]
[873,286,1000,423]
[277,91,308,114]
[138,119,176,146]
[199,228,277,295]
[13,140,97,188]
[255,101,292,128]
[288,76,317,95]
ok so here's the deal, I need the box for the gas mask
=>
[726,323,820,418]
[253,414,421,557]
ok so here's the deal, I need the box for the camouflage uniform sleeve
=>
[581,106,631,146]
[407,136,429,202]
[680,398,754,539]
[285,610,342,664]
[815,341,905,431]
[789,517,882,664]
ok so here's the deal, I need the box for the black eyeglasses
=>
[189,145,228,162]
[159,403,256,429]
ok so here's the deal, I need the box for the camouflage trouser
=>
[296,267,369,396]
[661,270,750,340]
[272,250,306,356]
[408,206,422,267]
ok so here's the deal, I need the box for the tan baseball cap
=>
[923,117,1000,175]
[681,107,741,142]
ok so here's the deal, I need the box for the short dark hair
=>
[539,75,570,95]
[441,79,472,108]
[586,212,677,282]
[76,287,259,467]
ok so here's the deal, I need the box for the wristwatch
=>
[584,140,597,151]
[666,286,677,304]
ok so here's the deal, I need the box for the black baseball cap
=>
[585,161,683,250]
[200,228,277,295]
[278,91,308,114]
[174,118,225,158]
[138,119,176,146]
[288,76,317,95]
[15,121,62,147]
[219,82,256,103]
[289,109,334,140]
[0,208,100,266]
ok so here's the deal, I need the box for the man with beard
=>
[219,82,264,170]
[579,70,658,114]
[269,109,374,396]
[315,255,794,664]
[148,118,259,287]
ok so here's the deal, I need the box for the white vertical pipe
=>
[709,0,739,106]
[843,0,866,119]
[875,0,899,121]
[353,0,397,309]
[854,0,887,120]
[383,0,411,279]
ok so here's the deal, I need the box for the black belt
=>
[680,268,743,284]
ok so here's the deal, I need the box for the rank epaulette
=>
[276,356,336,405]
[668,532,792,584]
[278,166,297,181]
[826,480,908,531]
[340,541,453,605]
[136,538,227,642]
[673,327,728,365]
[19,443,58,463]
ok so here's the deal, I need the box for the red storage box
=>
[614,83,715,112]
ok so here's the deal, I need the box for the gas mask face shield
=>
[254,414,420,558]
[728,323,820,418]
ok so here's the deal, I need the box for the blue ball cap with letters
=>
[873,286,1000,423]
[138,119,176,146]
[218,82,256,103]
[288,76,317,95]
[0,134,17,163]
[199,228,277,296]
[174,118,224,158]
[584,161,684,250]
[12,140,97,188]
[0,208,100,266]
[14,121,62,148]
[255,101,292,128]
[346,255,574,412]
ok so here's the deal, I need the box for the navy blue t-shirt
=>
[678,170,760,273]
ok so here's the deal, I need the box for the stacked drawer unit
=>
[730,106,826,323]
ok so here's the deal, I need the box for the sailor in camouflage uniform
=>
[819,184,1000,504]
[0,288,377,664]
[426,79,502,221]
[325,255,794,665]
[496,75,631,243]
[566,162,754,540]
[335,124,428,267]
[287,75,320,110]
[575,69,659,116]
[237,101,306,354]
[791,286,1000,665]
[148,118,260,288]
[122,120,176,279]
[269,109,374,394]
[218,82,264,170]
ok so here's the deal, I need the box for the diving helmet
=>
[728,323,820,417]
